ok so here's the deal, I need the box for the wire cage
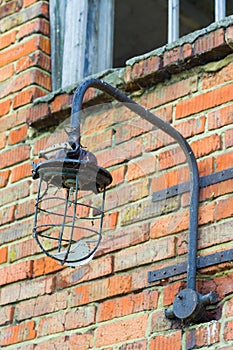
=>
[32,153,112,267]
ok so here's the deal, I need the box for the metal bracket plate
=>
[148,248,233,283]
[152,167,233,202]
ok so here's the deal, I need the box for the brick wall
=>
[0,2,233,349]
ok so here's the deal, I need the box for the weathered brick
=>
[13,86,46,108]
[0,180,30,206]
[0,30,17,49]
[71,274,132,307]
[33,255,65,277]
[225,128,233,148]
[15,198,35,220]
[203,61,233,90]
[0,305,14,326]
[115,117,153,144]
[194,28,225,54]
[0,260,33,286]
[0,98,11,117]
[56,255,113,290]
[0,63,15,82]
[16,50,50,73]
[215,196,233,221]
[0,107,27,132]
[114,236,176,272]
[0,132,6,149]
[14,291,68,321]
[0,169,10,187]
[34,336,69,350]
[216,151,233,171]
[126,154,156,181]
[96,138,143,168]
[175,116,206,138]
[0,0,23,20]
[0,321,36,347]
[190,134,222,158]
[0,218,34,245]
[96,314,148,347]
[144,129,174,152]
[69,331,94,350]
[208,104,233,130]
[150,330,182,350]
[17,18,50,40]
[158,145,186,170]
[151,309,173,332]
[186,322,220,349]
[140,76,198,110]
[83,128,113,152]
[0,275,55,305]
[97,289,159,322]
[131,55,162,79]
[108,165,126,187]
[0,204,15,225]
[119,340,147,350]
[8,125,28,145]
[0,246,8,264]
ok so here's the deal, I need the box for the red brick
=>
[15,198,35,219]
[96,314,148,347]
[175,116,206,138]
[203,62,233,90]
[8,125,28,145]
[163,281,185,306]
[208,104,233,130]
[39,35,50,54]
[33,256,65,277]
[0,169,10,187]
[225,297,233,318]
[215,196,233,221]
[114,236,176,272]
[176,83,233,119]
[126,155,156,181]
[15,291,68,321]
[83,128,113,152]
[0,107,26,132]
[0,260,33,286]
[0,305,14,326]
[0,181,30,206]
[0,64,15,82]
[17,18,50,40]
[16,50,50,73]
[50,93,73,114]
[164,46,182,66]
[158,145,186,170]
[56,255,113,290]
[26,101,50,125]
[99,223,149,256]
[0,275,55,305]
[108,165,126,188]
[69,331,94,350]
[13,86,46,108]
[152,165,189,192]
[132,55,162,79]
[140,76,198,110]
[35,336,69,350]
[150,330,182,350]
[11,162,32,183]
[96,138,143,168]
[0,246,8,264]
[0,133,6,149]
[191,134,222,158]
[0,218,34,245]
[194,29,225,54]
[115,117,153,144]
[0,204,15,225]
[0,321,36,346]
[0,30,16,49]
[216,151,233,171]
[225,128,233,148]
[200,179,233,202]
[145,129,174,153]
[71,274,132,306]
[186,322,220,349]
[97,290,159,322]
[0,99,11,117]
[0,36,41,67]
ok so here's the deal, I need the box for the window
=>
[49,0,233,90]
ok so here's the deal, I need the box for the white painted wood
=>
[168,0,179,43]
[215,0,226,21]
[62,0,88,87]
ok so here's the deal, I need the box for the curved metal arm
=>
[70,78,199,291]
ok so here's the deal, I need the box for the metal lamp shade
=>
[32,158,112,267]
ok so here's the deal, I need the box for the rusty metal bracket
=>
[152,167,233,202]
[148,248,233,283]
